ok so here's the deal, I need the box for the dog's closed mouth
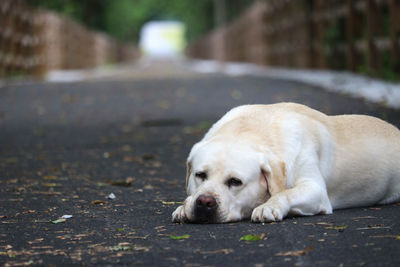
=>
[192,194,219,223]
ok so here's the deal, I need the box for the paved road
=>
[1,60,400,266]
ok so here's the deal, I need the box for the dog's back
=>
[328,114,400,207]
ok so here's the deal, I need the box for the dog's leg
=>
[251,180,332,223]
[172,205,186,223]
[171,196,193,223]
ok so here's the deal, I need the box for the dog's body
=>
[172,103,400,223]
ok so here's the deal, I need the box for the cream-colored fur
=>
[172,103,400,223]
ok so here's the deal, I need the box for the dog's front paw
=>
[172,205,187,223]
[251,203,285,223]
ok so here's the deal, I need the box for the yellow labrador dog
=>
[172,103,400,223]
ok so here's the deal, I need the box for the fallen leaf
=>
[22,210,36,214]
[43,175,57,180]
[170,234,190,240]
[356,224,391,230]
[111,177,134,187]
[131,234,150,240]
[123,156,137,163]
[316,222,333,226]
[92,200,107,205]
[161,201,184,205]
[325,225,347,231]
[275,246,312,257]
[239,233,265,241]
[199,249,233,255]
[132,245,151,252]
[42,183,58,187]
[27,238,44,245]
[109,245,131,251]
[144,184,154,190]
[6,250,16,257]
[150,161,162,168]
[155,226,166,232]
[352,216,376,219]
[50,218,66,224]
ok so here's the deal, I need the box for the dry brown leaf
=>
[91,200,107,205]
[161,201,184,205]
[199,249,234,255]
[144,184,154,190]
[275,246,312,257]
[316,222,333,226]
[22,210,36,214]
[111,177,134,187]
[27,238,44,244]
[43,175,57,180]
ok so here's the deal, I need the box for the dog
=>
[172,103,400,223]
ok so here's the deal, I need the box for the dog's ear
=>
[260,156,287,196]
[185,160,192,195]
[185,141,203,195]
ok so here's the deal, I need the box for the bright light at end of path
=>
[139,21,186,58]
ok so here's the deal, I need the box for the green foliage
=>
[27,0,258,43]
[27,0,217,42]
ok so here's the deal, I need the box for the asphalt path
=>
[1,61,400,266]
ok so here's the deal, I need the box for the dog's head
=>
[183,138,286,223]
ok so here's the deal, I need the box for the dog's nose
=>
[194,195,218,223]
[197,195,217,208]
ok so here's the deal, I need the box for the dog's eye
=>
[226,177,243,187]
[195,171,207,180]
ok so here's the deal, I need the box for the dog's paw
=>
[251,203,284,223]
[172,205,187,223]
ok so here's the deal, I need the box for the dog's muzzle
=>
[193,195,218,223]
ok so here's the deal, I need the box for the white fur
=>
[172,103,400,223]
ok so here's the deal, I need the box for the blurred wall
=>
[187,0,400,80]
[0,0,140,78]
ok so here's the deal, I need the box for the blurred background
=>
[1,0,399,81]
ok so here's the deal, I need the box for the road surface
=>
[1,59,399,266]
